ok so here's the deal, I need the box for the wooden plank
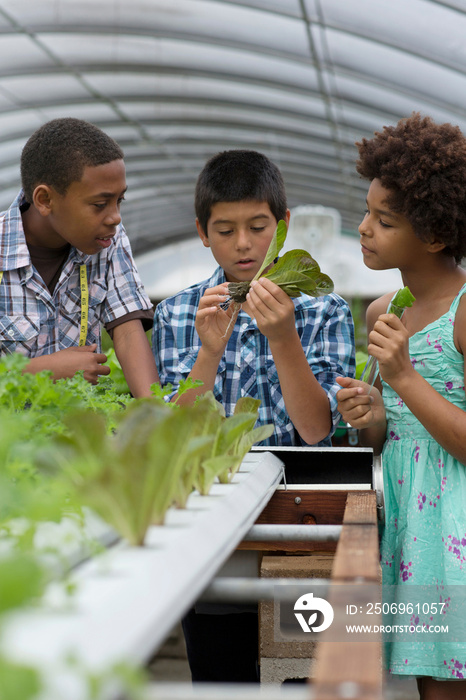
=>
[237,489,346,552]
[332,492,380,583]
[331,524,380,581]
[256,490,348,525]
[237,540,337,553]
[312,490,382,699]
[312,642,382,700]
[342,491,378,526]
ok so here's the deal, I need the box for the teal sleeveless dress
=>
[380,284,466,679]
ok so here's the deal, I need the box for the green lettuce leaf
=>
[228,226,334,302]
[253,218,287,280]
[389,286,416,318]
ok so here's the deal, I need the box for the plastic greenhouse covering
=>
[0,0,466,255]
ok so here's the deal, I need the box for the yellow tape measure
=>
[79,265,89,346]
[1,268,89,345]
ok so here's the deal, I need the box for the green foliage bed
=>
[0,352,275,698]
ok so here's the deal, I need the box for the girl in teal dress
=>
[337,113,466,700]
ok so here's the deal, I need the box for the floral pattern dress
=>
[380,284,466,679]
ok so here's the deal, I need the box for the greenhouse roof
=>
[1,0,466,254]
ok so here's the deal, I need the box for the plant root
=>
[221,302,241,338]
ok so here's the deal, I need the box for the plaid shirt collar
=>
[209,265,227,286]
[0,190,95,272]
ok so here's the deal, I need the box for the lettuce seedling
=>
[194,396,274,490]
[227,219,334,304]
[38,371,275,545]
[361,285,416,386]
[172,392,222,506]
[0,553,45,700]
[388,285,416,317]
[229,399,275,472]
[52,391,273,545]
[53,402,213,545]
[216,397,274,482]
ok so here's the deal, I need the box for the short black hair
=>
[356,112,466,263]
[21,117,124,203]
[194,150,287,234]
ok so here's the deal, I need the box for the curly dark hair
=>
[20,117,124,203]
[195,150,287,234]
[356,112,466,263]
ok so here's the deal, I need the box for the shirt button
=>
[8,329,14,336]
[241,323,248,331]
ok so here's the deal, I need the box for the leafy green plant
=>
[46,390,273,545]
[0,353,132,435]
[0,552,47,700]
[105,347,130,395]
[193,395,274,493]
[388,285,416,315]
[0,657,42,700]
[216,397,274,481]
[174,391,223,503]
[261,250,333,298]
[0,354,134,548]
[355,350,369,380]
[227,219,334,304]
[360,286,416,385]
[150,377,204,405]
[0,356,275,697]
[0,358,269,695]
[50,401,209,544]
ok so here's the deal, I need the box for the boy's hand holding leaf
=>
[196,283,238,352]
[246,277,297,343]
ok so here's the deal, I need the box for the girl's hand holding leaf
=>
[369,312,413,388]
[360,286,415,389]
[336,376,385,430]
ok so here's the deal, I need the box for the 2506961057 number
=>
[364,602,448,616]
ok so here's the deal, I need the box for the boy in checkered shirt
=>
[153,150,355,683]
[0,118,158,397]
[153,149,354,446]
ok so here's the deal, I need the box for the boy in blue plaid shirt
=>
[153,150,355,682]
[153,150,354,445]
[0,118,158,397]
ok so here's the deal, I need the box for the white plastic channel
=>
[1,450,284,700]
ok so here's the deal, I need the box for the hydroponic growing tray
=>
[2,450,284,700]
